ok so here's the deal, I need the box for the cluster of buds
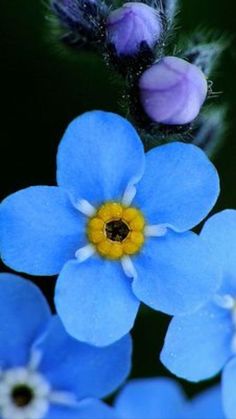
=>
[49,0,225,153]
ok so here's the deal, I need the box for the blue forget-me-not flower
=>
[114,377,224,419]
[0,111,220,346]
[161,210,236,419]
[0,273,131,419]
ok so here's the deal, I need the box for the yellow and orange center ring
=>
[87,202,145,260]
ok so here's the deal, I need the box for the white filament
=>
[144,224,167,237]
[122,185,137,206]
[75,244,95,262]
[49,391,78,406]
[214,294,235,310]
[28,350,42,371]
[121,256,137,280]
[74,199,96,217]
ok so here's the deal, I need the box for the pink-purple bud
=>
[106,2,162,56]
[139,56,208,125]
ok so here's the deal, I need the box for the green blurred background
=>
[1,0,236,400]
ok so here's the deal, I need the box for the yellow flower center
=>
[87,202,145,260]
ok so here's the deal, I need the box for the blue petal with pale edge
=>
[0,186,86,275]
[132,230,221,315]
[37,316,132,399]
[0,273,50,368]
[134,142,219,232]
[222,357,236,419]
[201,210,236,280]
[57,111,145,204]
[46,400,117,419]
[115,378,185,419]
[184,386,224,419]
[161,302,233,381]
[55,258,140,346]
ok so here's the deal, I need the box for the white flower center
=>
[0,367,50,419]
[0,364,78,419]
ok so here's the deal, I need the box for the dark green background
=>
[1,0,236,400]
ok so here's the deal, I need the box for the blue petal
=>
[134,142,219,232]
[0,186,86,275]
[37,316,132,400]
[46,400,117,419]
[161,302,233,381]
[132,230,221,315]
[184,386,224,419]
[55,258,140,346]
[115,378,185,419]
[201,210,236,283]
[57,111,145,204]
[222,357,236,419]
[0,273,50,368]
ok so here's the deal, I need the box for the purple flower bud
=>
[139,56,208,125]
[106,2,162,56]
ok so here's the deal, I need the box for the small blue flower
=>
[161,210,236,419]
[114,377,224,419]
[139,56,208,125]
[106,2,162,56]
[0,273,131,419]
[0,111,220,346]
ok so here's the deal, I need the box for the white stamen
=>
[74,199,96,217]
[49,391,78,407]
[214,294,235,310]
[4,368,29,385]
[75,245,95,262]
[28,350,42,371]
[144,224,167,237]
[122,185,137,206]
[121,256,137,280]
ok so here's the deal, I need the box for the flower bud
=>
[139,56,208,125]
[192,107,226,157]
[51,0,97,28]
[106,2,162,56]
[184,39,225,76]
[51,0,108,46]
